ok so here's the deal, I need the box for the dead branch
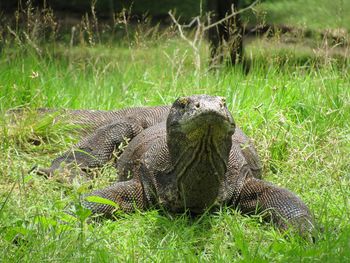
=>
[204,0,260,31]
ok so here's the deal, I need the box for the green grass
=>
[254,0,350,31]
[0,4,350,261]
[1,40,349,261]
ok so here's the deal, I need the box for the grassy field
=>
[257,0,350,31]
[1,3,350,262]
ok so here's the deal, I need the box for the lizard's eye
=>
[220,97,226,108]
[176,97,188,109]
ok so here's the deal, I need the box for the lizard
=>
[36,95,313,234]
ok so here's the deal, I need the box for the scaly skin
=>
[38,95,313,234]
[37,106,170,175]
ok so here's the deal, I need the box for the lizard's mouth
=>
[170,110,235,138]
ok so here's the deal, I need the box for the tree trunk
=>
[207,0,243,66]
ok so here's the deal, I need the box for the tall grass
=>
[0,2,350,262]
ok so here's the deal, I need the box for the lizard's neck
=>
[168,126,231,213]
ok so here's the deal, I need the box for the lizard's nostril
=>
[195,102,200,108]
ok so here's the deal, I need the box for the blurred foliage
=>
[2,0,349,31]
[1,0,204,19]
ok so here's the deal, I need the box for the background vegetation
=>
[2,0,350,29]
[0,0,349,262]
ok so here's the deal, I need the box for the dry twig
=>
[168,0,259,72]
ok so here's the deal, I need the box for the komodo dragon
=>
[37,95,313,233]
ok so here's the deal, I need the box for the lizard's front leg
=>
[81,179,148,216]
[236,177,314,236]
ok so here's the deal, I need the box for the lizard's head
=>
[166,95,235,213]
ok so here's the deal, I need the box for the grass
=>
[0,3,350,262]
[257,0,350,31]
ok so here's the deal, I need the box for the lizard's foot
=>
[30,164,92,184]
